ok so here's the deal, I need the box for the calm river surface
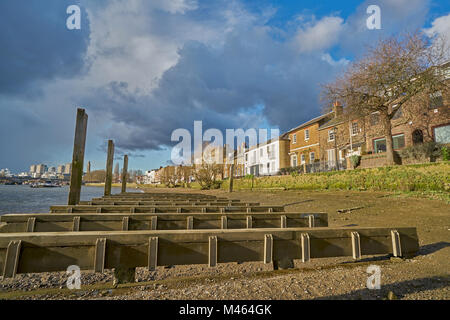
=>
[0,185,131,215]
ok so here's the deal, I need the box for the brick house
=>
[285,112,334,167]
[316,72,449,168]
[318,102,366,167]
[364,93,450,156]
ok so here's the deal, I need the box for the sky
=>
[0,0,449,173]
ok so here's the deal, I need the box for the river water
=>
[0,185,131,215]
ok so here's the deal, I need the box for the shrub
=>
[399,142,441,161]
[350,155,361,168]
[442,146,450,161]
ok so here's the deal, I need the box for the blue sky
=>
[0,0,449,173]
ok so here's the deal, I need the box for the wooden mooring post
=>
[121,155,128,194]
[68,108,88,206]
[229,164,234,193]
[104,140,115,196]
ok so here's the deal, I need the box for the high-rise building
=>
[87,161,91,174]
[57,165,65,174]
[64,163,72,175]
[36,164,47,174]
[30,165,36,174]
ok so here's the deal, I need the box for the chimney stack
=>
[332,101,343,118]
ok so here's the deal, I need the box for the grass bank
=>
[221,162,450,194]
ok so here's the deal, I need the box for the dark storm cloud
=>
[80,25,345,152]
[0,0,90,96]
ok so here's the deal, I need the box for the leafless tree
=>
[159,166,180,188]
[193,163,223,190]
[322,32,449,164]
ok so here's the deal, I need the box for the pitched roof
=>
[318,117,345,130]
[284,112,334,134]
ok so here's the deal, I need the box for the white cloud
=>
[152,0,198,14]
[81,0,221,93]
[321,53,350,67]
[294,16,345,53]
[423,13,450,44]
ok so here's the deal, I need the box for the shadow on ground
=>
[418,242,450,256]
[316,276,450,300]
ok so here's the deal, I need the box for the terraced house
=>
[318,102,366,168]
[244,136,290,176]
[284,111,333,168]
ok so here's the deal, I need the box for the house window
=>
[370,113,379,126]
[267,162,270,172]
[373,134,406,153]
[293,134,297,144]
[310,152,315,163]
[328,130,335,142]
[429,91,443,109]
[292,155,297,167]
[300,154,306,164]
[305,129,310,141]
[434,124,450,143]
[245,154,248,161]
[351,122,358,136]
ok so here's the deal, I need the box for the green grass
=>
[221,162,450,194]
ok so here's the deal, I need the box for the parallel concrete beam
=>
[0,227,419,278]
[81,201,254,206]
[49,205,285,214]
[0,213,328,233]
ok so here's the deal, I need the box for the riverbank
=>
[85,182,140,189]
[221,162,450,194]
[1,188,448,300]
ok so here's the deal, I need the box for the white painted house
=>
[244,136,290,176]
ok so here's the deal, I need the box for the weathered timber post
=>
[229,164,234,193]
[68,108,88,206]
[104,140,115,196]
[121,155,128,194]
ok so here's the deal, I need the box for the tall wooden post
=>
[121,155,128,194]
[229,164,234,193]
[104,140,114,196]
[68,108,88,206]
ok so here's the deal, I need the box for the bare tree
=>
[159,166,180,188]
[193,163,223,190]
[179,165,193,188]
[322,32,449,164]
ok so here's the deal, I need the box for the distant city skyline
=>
[1,1,449,173]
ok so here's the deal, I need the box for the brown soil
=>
[1,188,449,300]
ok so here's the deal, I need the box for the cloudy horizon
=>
[1,0,449,173]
